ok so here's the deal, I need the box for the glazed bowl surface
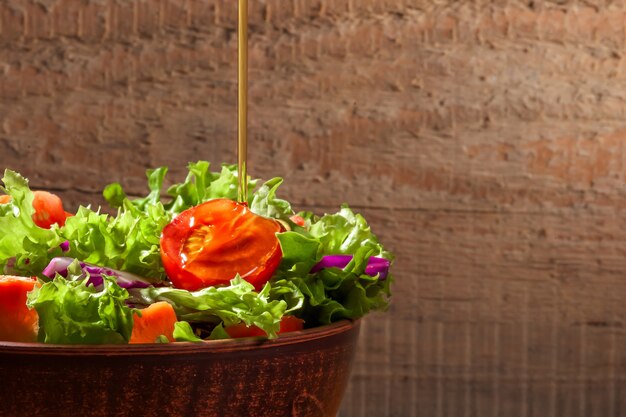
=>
[0,320,361,417]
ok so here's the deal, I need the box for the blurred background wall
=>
[2,0,626,415]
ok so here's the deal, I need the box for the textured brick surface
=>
[3,1,626,416]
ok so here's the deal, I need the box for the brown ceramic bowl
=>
[0,320,360,417]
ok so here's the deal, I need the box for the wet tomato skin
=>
[0,275,40,343]
[160,199,283,291]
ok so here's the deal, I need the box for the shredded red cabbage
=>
[59,241,70,252]
[42,257,152,289]
[310,255,390,280]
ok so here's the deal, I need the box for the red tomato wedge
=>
[130,301,178,344]
[0,191,71,229]
[289,214,306,227]
[225,315,305,338]
[160,199,282,291]
[0,276,39,343]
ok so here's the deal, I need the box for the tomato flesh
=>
[130,301,178,344]
[0,276,39,343]
[289,215,306,227]
[0,191,70,229]
[31,191,70,229]
[160,199,282,291]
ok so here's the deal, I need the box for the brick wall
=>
[2,1,626,416]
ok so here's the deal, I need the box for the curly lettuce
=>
[0,170,64,276]
[128,276,295,338]
[104,161,258,215]
[272,212,393,326]
[58,204,170,282]
[27,272,135,345]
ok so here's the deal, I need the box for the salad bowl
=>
[0,319,360,417]
[0,163,393,417]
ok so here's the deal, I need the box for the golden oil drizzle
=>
[237,0,249,204]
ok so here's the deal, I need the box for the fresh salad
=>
[0,162,393,344]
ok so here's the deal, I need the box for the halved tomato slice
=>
[160,199,282,291]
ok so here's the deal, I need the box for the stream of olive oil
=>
[237,0,248,204]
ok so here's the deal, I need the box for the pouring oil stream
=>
[237,0,248,204]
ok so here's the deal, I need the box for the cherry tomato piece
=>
[130,301,178,344]
[289,214,306,227]
[0,191,71,229]
[0,276,40,343]
[160,199,282,291]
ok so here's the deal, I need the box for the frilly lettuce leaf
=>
[208,323,232,340]
[104,162,258,215]
[127,276,295,338]
[27,274,135,344]
[309,205,392,260]
[272,206,393,325]
[58,204,170,282]
[271,246,392,326]
[0,170,63,276]
[250,177,294,221]
[276,231,321,271]
[173,321,203,342]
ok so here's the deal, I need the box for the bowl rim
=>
[0,319,361,356]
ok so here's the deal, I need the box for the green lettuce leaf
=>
[208,323,231,340]
[58,204,170,282]
[309,205,392,259]
[173,321,203,342]
[250,177,294,221]
[276,231,321,271]
[0,170,63,276]
[105,162,258,215]
[104,167,168,212]
[271,246,392,326]
[27,274,135,344]
[128,276,290,338]
[271,205,394,325]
